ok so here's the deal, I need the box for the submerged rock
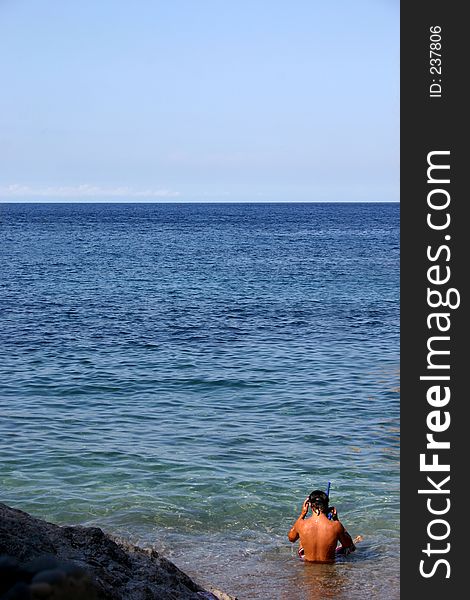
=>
[0,503,236,600]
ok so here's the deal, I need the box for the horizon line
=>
[0,200,400,204]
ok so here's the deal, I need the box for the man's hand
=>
[300,497,310,519]
[329,506,338,521]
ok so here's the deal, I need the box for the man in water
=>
[287,490,357,562]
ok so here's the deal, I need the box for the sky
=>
[0,1,399,203]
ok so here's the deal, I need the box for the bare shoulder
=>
[297,517,308,531]
[333,519,346,533]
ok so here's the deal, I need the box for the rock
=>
[0,503,237,600]
[1,582,31,600]
[28,582,52,598]
[31,569,66,585]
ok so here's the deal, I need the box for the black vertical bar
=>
[401,2,467,595]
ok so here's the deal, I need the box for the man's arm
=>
[336,524,356,555]
[287,498,309,543]
[288,522,299,542]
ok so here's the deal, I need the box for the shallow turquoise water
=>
[1,202,399,598]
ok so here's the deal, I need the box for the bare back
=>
[296,513,345,562]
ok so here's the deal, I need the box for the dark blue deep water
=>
[1,202,399,599]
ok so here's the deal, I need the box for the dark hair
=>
[308,490,329,514]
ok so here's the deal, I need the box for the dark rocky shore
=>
[0,503,236,600]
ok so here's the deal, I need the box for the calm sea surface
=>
[1,203,399,599]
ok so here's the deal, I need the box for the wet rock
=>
[0,503,236,600]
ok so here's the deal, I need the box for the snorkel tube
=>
[325,481,334,519]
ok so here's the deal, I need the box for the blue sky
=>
[0,1,399,202]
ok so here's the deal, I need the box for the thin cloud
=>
[0,184,180,199]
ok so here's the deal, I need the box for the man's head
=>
[308,490,329,514]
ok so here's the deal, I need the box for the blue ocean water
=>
[1,202,399,599]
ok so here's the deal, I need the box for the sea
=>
[1,202,399,599]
